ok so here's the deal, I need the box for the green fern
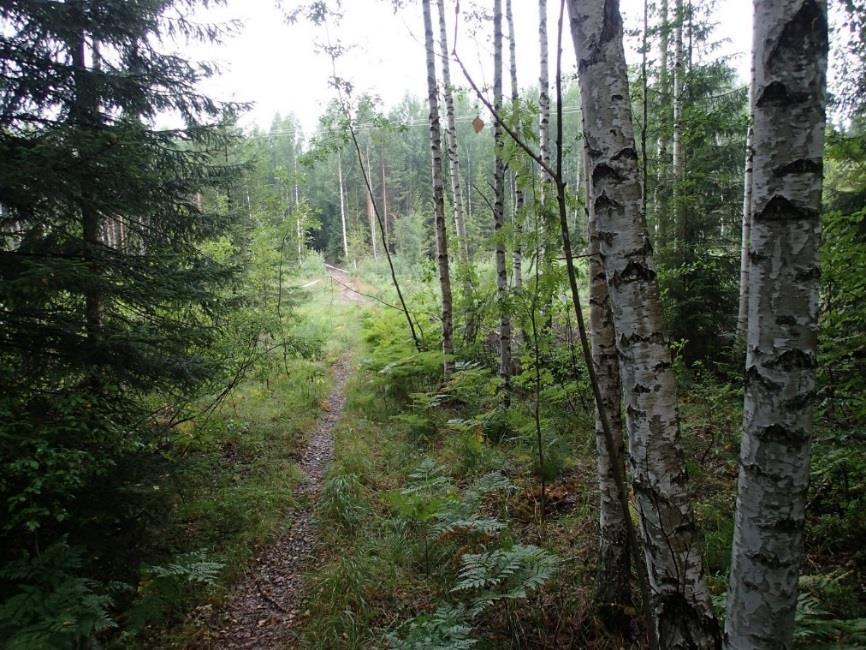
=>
[387,604,477,649]
[451,544,558,617]
[126,551,223,633]
[794,573,866,645]
[0,541,122,649]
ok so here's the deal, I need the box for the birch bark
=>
[494,0,511,399]
[655,0,670,239]
[567,1,719,646]
[538,0,551,172]
[337,152,349,262]
[436,0,469,265]
[725,2,828,647]
[422,0,455,376]
[506,0,523,290]
[585,145,631,613]
[672,0,685,249]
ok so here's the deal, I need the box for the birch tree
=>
[538,0,551,173]
[585,146,631,614]
[506,0,523,290]
[493,0,511,399]
[566,0,719,645]
[672,0,685,248]
[422,0,455,376]
[436,0,469,265]
[337,151,349,261]
[725,1,828,647]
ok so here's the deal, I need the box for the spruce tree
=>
[0,0,242,545]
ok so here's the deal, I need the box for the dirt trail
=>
[190,269,365,649]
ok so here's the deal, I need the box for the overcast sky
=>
[178,0,753,135]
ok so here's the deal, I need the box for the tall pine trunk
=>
[493,0,511,400]
[567,1,719,646]
[725,2,828,647]
[422,0,455,377]
[585,145,631,615]
[436,0,469,265]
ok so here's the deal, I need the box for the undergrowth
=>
[299,281,866,649]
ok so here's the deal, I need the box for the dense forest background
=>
[1,0,865,648]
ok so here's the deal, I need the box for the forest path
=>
[196,267,366,649]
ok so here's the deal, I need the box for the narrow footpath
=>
[192,266,368,649]
[199,359,349,649]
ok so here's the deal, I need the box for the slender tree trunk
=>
[735,124,754,340]
[654,0,670,240]
[585,145,631,616]
[493,0,511,401]
[72,18,102,347]
[538,0,551,172]
[672,0,685,251]
[365,142,378,259]
[337,152,349,261]
[381,155,391,252]
[567,1,719,646]
[423,0,455,377]
[506,0,523,291]
[725,2,828,647]
[436,0,469,265]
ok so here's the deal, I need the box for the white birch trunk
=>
[494,0,511,398]
[538,0,551,172]
[725,2,828,647]
[337,153,349,262]
[672,0,685,248]
[567,1,719,646]
[585,145,631,612]
[506,0,523,291]
[654,0,670,239]
[294,155,302,260]
[436,0,469,265]
[422,0,455,376]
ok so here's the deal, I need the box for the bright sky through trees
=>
[178,0,752,133]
